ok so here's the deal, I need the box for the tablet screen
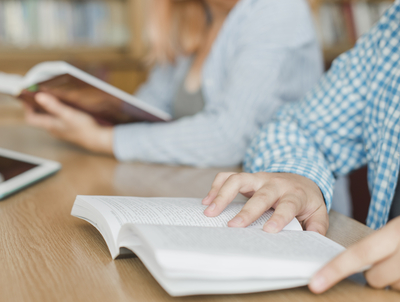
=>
[0,156,38,183]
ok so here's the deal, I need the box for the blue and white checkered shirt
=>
[245,1,400,229]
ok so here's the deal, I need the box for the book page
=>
[76,196,302,231]
[0,72,23,95]
[132,224,345,280]
[129,244,309,296]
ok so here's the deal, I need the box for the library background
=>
[0,0,394,91]
[0,0,395,222]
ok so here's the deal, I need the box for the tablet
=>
[0,148,61,200]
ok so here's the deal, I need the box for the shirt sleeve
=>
[244,26,377,209]
[113,0,322,167]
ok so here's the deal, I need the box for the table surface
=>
[1,98,399,302]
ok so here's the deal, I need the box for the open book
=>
[0,62,171,125]
[71,196,345,296]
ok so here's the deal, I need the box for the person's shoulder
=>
[229,0,316,45]
[375,2,400,38]
[237,0,311,18]
[245,0,308,10]
[349,2,400,61]
[379,0,400,23]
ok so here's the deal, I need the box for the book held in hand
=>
[71,196,345,297]
[0,62,171,125]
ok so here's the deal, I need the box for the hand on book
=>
[203,172,328,235]
[24,93,114,155]
[309,216,400,293]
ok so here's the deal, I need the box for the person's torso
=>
[169,0,321,116]
[172,58,205,119]
[354,0,400,228]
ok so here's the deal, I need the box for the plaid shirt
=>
[244,1,400,229]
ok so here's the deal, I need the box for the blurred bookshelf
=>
[308,0,394,68]
[0,0,395,93]
[0,0,147,93]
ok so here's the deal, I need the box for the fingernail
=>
[229,216,243,226]
[264,221,278,233]
[202,195,210,205]
[310,275,327,292]
[206,203,216,212]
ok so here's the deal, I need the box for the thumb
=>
[304,206,329,235]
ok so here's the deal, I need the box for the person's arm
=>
[202,5,400,293]
[243,23,374,209]
[203,3,378,230]
[114,0,322,166]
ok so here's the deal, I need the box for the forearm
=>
[113,117,247,167]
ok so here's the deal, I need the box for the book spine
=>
[0,2,4,44]
[342,3,357,45]
[312,0,393,63]
[0,0,130,49]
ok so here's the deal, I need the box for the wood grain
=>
[0,102,399,302]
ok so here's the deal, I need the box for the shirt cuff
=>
[113,123,150,162]
[246,159,335,211]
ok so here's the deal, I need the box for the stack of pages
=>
[71,196,345,296]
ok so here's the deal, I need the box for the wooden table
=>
[1,98,399,301]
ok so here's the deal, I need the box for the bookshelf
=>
[308,0,394,68]
[0,0,395,91]
[0,0,147,93]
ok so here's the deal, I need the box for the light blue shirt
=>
[245,1,400,229]
[113,0,323,167]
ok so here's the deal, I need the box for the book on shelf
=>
[71,195,345,296]
[0,61,171,125]
[312,0,393,52]
[0,0,129,49]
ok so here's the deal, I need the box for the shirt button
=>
[396,152,400,159]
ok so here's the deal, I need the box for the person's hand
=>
[203,172,329,235]
[24,93,113,155]
[309,216,400,293]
